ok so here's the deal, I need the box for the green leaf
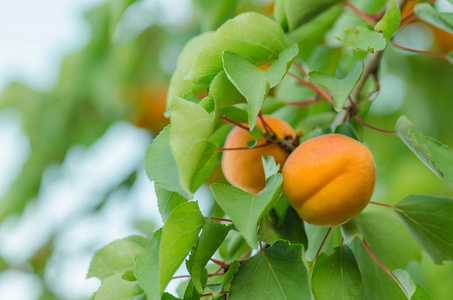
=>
[88,235,147,281]
[222,43,299,130]
[355,212,421,269]
[335,123,360,141]
[167,32,213,104]
[264,44,299,87]
[193,0,239,31]
[305,224,342,261]
[395,116,453,188]
[108,0,138,37]
[283,0,344,31]
[210,173,283,248]
[392,269,434,299]
[262,156,280,180]
[228,241,311,299]
[258,202,308,247]
[186,12,289,85]
[394,194,453,264]
[290,5,343,60]
[94,274,144,300]
[170,97,215,196]
[135,202,205,299]
[163,292,182,300]
[274,0,289,31]
[310,60,364,111]
[222,52,268,131]
[189,220,231,293]
[374,0,401,42]
[208,71,245,109]
[154,183,187,223]
[145,126,189,199]
[340,26,387,53]
[351,238,406,300]
[415,3,453,35]
[183,278,204,300]
[312,244,362,300]
[221,260,240,290]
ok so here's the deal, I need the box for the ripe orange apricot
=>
[132,85,169,135]
[282,134,376,226]
[222,115,296,194]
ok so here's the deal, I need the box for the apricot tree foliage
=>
[88,1,453,299]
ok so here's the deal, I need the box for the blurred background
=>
[0,0,452,299]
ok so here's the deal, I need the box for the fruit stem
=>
[310,227,332,275]
[363,240,408,297]
[217,143,273,152]
[369,201,395,209]
[220,117,250,131]
[342,2,377,25]
[258,111,277,136]
[171,272,226,280]
[391,39,447,59]
[353,115,396,135]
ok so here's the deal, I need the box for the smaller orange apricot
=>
[132,85,169,135]
[221,115,295,194]
[282,134,376,226]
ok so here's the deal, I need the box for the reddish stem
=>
[288,97,323,106]
[172,272,225,280]
[287,72,335,105]
[311,227,332,273]
[201,291,229,298]
[210,258,229,268]
[369,201,395,209]
[353,115,396,135]
[220,117,249,131]
[391,40,447,59]
[363,240,407,295]
[217,142,272,152]
[258,111,277,136]
[240,248,253,260]
[292,61,309,78]
[400,0,436,24]
[213,266,224,274]
[342,2,377,25]
[211,217,233,223]
[172,274,191,279]
[208,272,225,278]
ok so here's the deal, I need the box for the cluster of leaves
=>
[87,0,453,299]
[0,0,277,298]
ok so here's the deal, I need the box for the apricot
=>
[282,134,376,226]
[221,115,296,194]
[132,85,169,135]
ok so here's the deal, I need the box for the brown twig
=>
[210,258,229,268]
